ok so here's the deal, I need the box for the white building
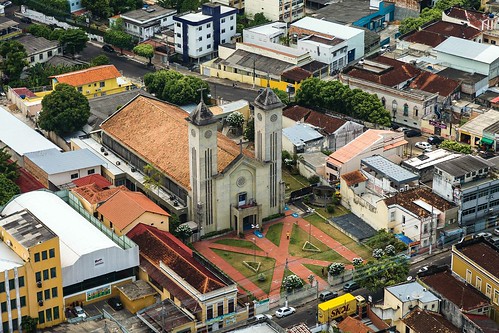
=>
[245,0,305,22]
[290,17,365,63]
[297,35,349,72]
[67,0,83,13]
[174,3,237,63]
[282,122,325,154]
[243,22,287,44]
[16,35,60,67]
[120,6,177,41]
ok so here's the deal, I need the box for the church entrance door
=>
[243,215,256,230]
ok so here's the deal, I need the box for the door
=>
[347,49,355,63]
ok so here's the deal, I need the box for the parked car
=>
[343,281,359,292]
[396,127,409,132]
[20,17,32,24]
[417,266,429,274]
[107,297,123,311]
[415,142,431,150]
[319,290,339,302]
[494,228,499,236]
[380,45,390,52]
[405,129,422,137]
[73,306,86,318]
[275,306,296,318]
[102,44,115,53]
[427,135,444,145]
[254,314,272,322]
[1,1,12,7]
[475,232,492,239]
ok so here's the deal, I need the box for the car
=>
[254,314,272,322]
[417,266,429,274]
[405,129,422,137]
[380,45,390,52]
[107,297,123,311]
[319,290,339,302]
[494,228,499,236]
[343,281,359,292]
[396,127,409,132]
[427,135,444,145]
[20,17,32,24]
[275,306,296,318]
[102,44,115,53]
[73,306,86,318]
[1,1,12,7]
[415,142,431,150]
[490,236,499,246]
[475,232,492,239]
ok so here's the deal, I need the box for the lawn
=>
[303,263,327,279]
[214,239,262,251]
[282,170,309,195]
[266,223,283,247]
[304,214,372,260]
[212,249,275,295]
[288,224,349,263]
[314,205,349,219]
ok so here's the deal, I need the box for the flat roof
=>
[362,155,419,184]
[0,16,18,30]
[117,280,156,301]
[24,148,105,175]
[283,123,324,147]
[311,0,377,26]
[459,110,499,136]
[0,107,61,156]
[70,139,123,176]
[176,12,210,22]
[437,67,487,84]
[245,22,287,36]
[121,6,176,22]
[0,209,57,249]
[331,213,376,241]
[402,149,461,169]
[434,37,499,64]
[1,191,121,268]
[435,155,491,177]
[0,241,24,271]
[291,17,364,39]
[386,281,439,303]
[221,49,292,77]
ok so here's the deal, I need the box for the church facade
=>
[99,90,285,236]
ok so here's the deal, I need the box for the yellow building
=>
[451,238,499,322]
[0,209,64,331]
[50,65,134,99]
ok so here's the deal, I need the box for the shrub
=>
[283,274,303,290]
[326,205,335,214]
[308,175,320,185]
[258,273,266,282]
[328,262,345,276]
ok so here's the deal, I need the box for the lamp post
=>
[308,221,312,243]
[252,237,256,263]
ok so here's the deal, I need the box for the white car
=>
[415,142,431,150]
[254,314,272,322]
[475,232,492,239]
[275,306,296,318]
[417,266,429,274]
[494,228,499,236]
[73,306,86,318]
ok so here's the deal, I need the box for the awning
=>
[395,233,413,245]
[481,137,494,145]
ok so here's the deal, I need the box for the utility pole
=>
[429,206,433,255]
[252,56,256,88]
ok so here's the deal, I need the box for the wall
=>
[436,52,491,77]
[27,46,61,66]
[297,39,348,68]
[68,77,133,100]
[121,211,170,235]
[23,155,50,188]
[119,291,155,314]
[329,122,365,151]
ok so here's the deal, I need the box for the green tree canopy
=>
[0,174,20,206]
[0,147,19,181]
[104,30,134,54]
[27,24,53,39]
[366,230,407,253]
[244,118,255,142]
[110,0,142,15]
[272,88,289,105]
[38,83,91,135]
[133,44,155,65]
[175,224,193,243]
[236,13,271,33]
[157,0,199,13]
[90,55,110,67]
[0,41,28,82]
[59,29,89,55]
[82,0,112,18]
[355,256,409,291]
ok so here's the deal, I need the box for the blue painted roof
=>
[395,233,413,245]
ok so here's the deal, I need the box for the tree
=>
[38,83,90,135]
[243,118,255,142]
[352,258,363,268]
[0,41,28,82]
[157,0,198,13]
[133,44,155,65]
[0,147,19,181]
[226,111,244,128]
[110,0,142,15]
[143,164,162,195]
[328,262,345,276]
[236,12,271,33]
[90,55,110,67]
[27,24,53,39]
[0,174,20,206]
[104,30,134,54]
[366,230,407,253]
[355,256,409,291]
[20,316,38,333]
[169,214,181,233]
[59,29,89,55]
[283,274,303,291]
[82,0,112,18]
[272,88,289,105]
[175,224,193,243]
[439,140,472,154]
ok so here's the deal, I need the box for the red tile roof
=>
[50,65,122,87]
[403,308,460,333]
[283,105,347,135]
[444,7,491,30]
[404,21,481,47]
[341,170,367,186]
[409,71,461,98]
[455,240,499,277]
[283,105,312,121]
[337,316,375,333]
[403,30,448,48]
[12,87,37,98]
[72,174,112,189]
[97,191,169,232]
[71,184,127,205]
[465,314,499,333]
[384,188,455,218]
[127,224,227,294]
[281,67,312,82]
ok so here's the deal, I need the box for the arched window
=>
[392,100,397,113]
[381,97,386,107]
[413,106,419,118]
[403,103,409,116]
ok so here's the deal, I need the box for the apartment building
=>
[245,0,305,22]
[120,6,177,41]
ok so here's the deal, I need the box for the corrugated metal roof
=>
[362,155,419,184]
[24,148,105,175]
[283,123,323,147]
[434,37,499,64]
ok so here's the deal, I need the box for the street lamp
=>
[252,237,256,263]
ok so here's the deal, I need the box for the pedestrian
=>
[286,231,290,240]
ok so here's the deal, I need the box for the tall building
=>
[245,0,305,22]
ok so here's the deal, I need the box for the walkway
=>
[193,212,362,300]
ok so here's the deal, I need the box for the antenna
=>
[197,87,206,102]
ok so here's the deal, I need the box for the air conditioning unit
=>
[5,239,12,246]
[38,300,43,306]
[36,280,42,288]
[173,200,179,207]
[116,161,121,166]
[104,152,108,156]
[131,167,136,172]
[100,147,105,152]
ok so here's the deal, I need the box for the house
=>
[15,35,61,66]
[401,149,462,183]
[97,190,170,236]
[120,6,177,42]
[0,107,61,167]
[243,22,287,45]
[0,17,21,41]
[283,106,364,151]
[432,154,499,233]
[325,129,406,182]
[99,90,284,236]
[436,68,488,101]
[419,268,493,331]
[66,0,84,13]
[442,7,497,34]
[297,152,328,180]
[337,316,375,333]
[23,148,106,191]
[136,298,196,332]
[296,34,350,72]
[282,123,324,154]
[1,190,139,320]
[290,17,365,64]
[434,37,499,86]
[451,238,499,318]
[174,3,237,63]
[401,308,460,333]
[245,0,305,22]
[115,280,157,314]
[127,223,238,331]
[70,183,126,215]
[50,65,134,99]
[457,109,499,147]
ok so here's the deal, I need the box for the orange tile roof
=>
[100,95,254,190]
[50,65,122,87]
[71,184,128,205]
[337,316,375,333]
[97,191,169,232]
[341,170,367,186]
[72,174,112,188]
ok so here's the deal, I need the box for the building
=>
[243,22,287,45]
[442,7,497,33]
[290,17,365,64]
[401,149,461,183]
[67,0,83,13]
[282,105,364,151]
[401,308,460,333]
[296,151,328,180]
[99,91,284,236]
[0,107,61,167]
[97,190,170,236]
[434,37,499,86]
[296,34,350,72]
[245,0,304,22]
[436,68,488,101]
[325,129,406,182]
[15,35,61,67]
[70,183,126,215]
[120,6,177,42]
[0,17,21,41]
[282,123,324,154]
[23,148,106,191]
[174,3,237,63]
[127,223,238,331]
[432,155,498,233]
[457,109,499,147]
[451,238,499,322]
[50,65,134,99]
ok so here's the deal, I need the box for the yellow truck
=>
[317,293,365,324]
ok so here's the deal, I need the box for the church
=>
[99,88,285,236]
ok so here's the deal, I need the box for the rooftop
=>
[283,123,323,147]
[72,174,112,189]
[0,241,23,271]
[331,213,377,241]
[283,105,348,135]
[301,34,345,46]
[454,238,499,278]
[436,67,487,85]
[435,155,491,177]
[311,0,376,26]
[137,299,194,332]
[0,209,57,249]
[460,110,499,136]
[434,37,499,64]
[409,71,461,98]
[465,314,499,333]
[244,21,287,36]
[50,65,122,87]
[384,188,455,219]
[361,155,419,184]
[0,107,61,157]
[15,35,58,55]
[402,149,461,169]
[117,280,156,301]
[291,16,364,39]
[403,308,460,333]
[100,95,253,190]
[341,170,368,186]
[281,67,312,83]
[419,269,490,311]
[71,184,127,205]
[444,7,491,29]
[402,21,481,47]
[386,281,440,303]
[24,148,105,175]
[121,6,176,22]
[221,48,291,79]
[0,16,19,30]
[337,316,375,333]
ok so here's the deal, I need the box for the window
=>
[403,103,409,116]
[0,282,4,293]
[494,289,499,305]
[207,304,213,319]
[207,44,211,49]
[207,23,211,28]
[176,23,181,27]
[19,276,24,288]
[36,272,41,282]
[217,302,224,316]
[35,252,40,262]
[230,26,234,30]
[9,279,14,290]
[50,267,56,279]
[466,269,472,283]
[38,310,45,324]
[12,319,18,331]
[230,15,234,20]
[44,289,51,300]
[87,169,95,175]
[1,302,6,312]
[221,29,225,33]
[199,36,203,41]
[37,291,42,301]
[198,26,202,31]
[39,54,43,60]
[100,81,105,87]
[381,97,386,107]
[402,215,406,224]
[228,299,234,313]
[43,269,49,281]
[413,106,418,117]
[53,306,60,320]
[48,50,53,57]
[52,287,58,298]
[222,39,226,43]
[221,18,225,23]
[49,248,55,258]
[476,276,482,291]
[199,47,203,51]
[46,308,52,322]
[30,56,35,62]
[390,211,395,221]
[392,100,398,113]
[486,284,492,298]
[42,250,48,260]
[176,33,181,37]
[70,173,78,179]
[20,296,26,307]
